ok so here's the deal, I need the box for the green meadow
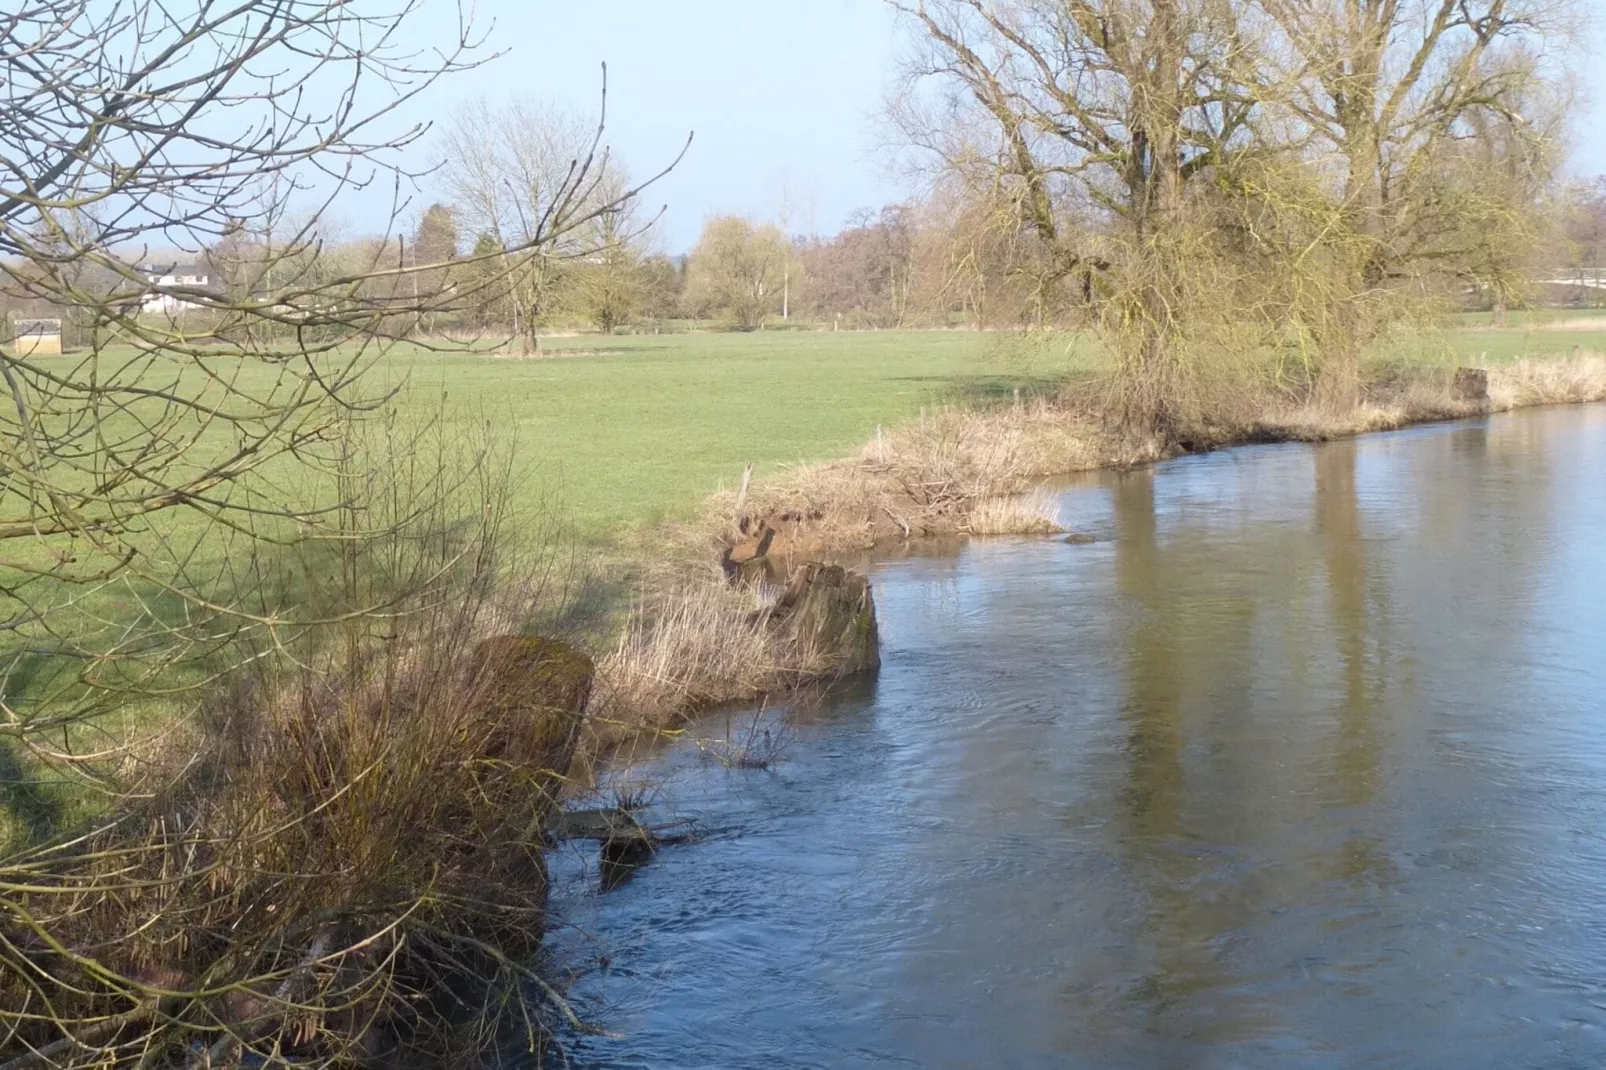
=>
[377,330,1090,537]
[384,316,1606,535]
[15,314,1606,552]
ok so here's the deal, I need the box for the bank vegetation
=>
[3,0,1606,1065]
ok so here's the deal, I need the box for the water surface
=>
[548,405,1606,1069]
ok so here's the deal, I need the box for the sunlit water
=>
[543,405,1606,1069]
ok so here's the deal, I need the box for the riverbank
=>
[5,342,1601,1063]
[546,400,1606,1067]
[588,353,1606,744]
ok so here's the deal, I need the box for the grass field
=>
[10,316,1604,553]
[380,315,1606,537]
[375,330,1097,539]
[1438,307,1606,362]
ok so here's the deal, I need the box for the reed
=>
[966,490,1068,535]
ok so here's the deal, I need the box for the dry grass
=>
[587,568,833,742]
[0,416,608,1067]
[693,351,1606,566]
[701,398,1152,564]
[0,597,595,1067]
[1489,354,1606,408]
[570,402,1137,742]
[1234,354,1606,442]
[965,489,1068,535]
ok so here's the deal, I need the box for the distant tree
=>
[414,203,459,264]
[1562,178,1606,270]
[408,203,460,331]
[685,216,793,330]
[464,231,512,329]
[1444,78,1565,325]
[1547,178,1606,308]
[797,204,916,328]
[638,254,686,327]
[438,96,681,351]
[208,218,258,304]
[437,98,592,350]
[564,173,655,333]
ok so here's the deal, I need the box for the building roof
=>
[142,263,211,279]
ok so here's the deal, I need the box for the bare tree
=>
[891,0,1575,421]
[0,1,485,732]
[797,204,917,328]
[0,3,663,1063]
[437,90,684,350]
[1556,176,1606,304]
[566,171,655,333]
[1256,0,1572,399]
[889,0,1264,440]
[438,98,592,350]
[1448,65,1566,325]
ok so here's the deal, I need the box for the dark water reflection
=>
[546,405,1606,1069]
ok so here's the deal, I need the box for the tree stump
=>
[1452,367,1489,404]
[770,563,880,676]
[469,636,594,814]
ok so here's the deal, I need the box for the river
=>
[544,404,1606,1069]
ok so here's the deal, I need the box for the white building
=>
[140,264,217,313]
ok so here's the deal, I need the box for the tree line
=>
[413,160,1604,345]
[5,0,1598,421]
[346,0,1593,441]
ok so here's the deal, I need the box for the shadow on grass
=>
[0,645,70,845]
[0,737,64,847]
[542,344,677,356]
[889,373,1078,406]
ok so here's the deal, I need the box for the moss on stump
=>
[468,635,594,810]
[770,563,881,677]
[1453,366,1490,405]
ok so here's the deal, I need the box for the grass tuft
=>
[966,490,1067,535]
[589,570,830,740]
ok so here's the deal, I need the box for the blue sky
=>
[402,0,909,252]
[387,0,1605,253]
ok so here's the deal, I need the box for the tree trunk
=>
[1312,292,1364,410]
[769,564,880,677]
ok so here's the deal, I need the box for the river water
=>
[545,405,1606,1069]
